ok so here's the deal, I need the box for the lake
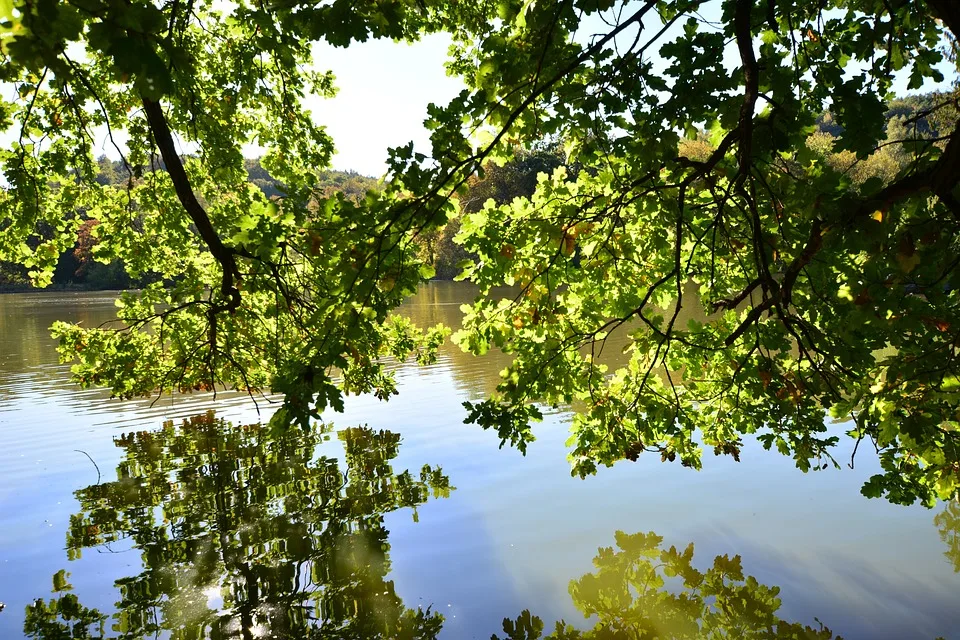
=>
[1,283,958,639]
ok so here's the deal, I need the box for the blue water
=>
[1,285,958,639]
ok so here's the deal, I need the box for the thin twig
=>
[74,449,101,484]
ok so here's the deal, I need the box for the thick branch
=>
[722,0,960,348]
[734,0,759,175]
[925,0,960,217]
[926,0,960,40]
[930,122,960,203]
[141,96,241,311]
[725,297,773,346]
[780,217,823,306]
[847,125,960,224]
[712,277,762,312]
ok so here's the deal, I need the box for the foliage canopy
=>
[2,0,960,505]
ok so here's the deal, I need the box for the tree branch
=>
[780,217,823,306]
[712,277,762,312]
[141,96,241,312]
[926,0,960,39]
[734,0,759,176]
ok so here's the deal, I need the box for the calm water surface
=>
[1,284,959,638]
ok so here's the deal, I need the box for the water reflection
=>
[935,500,960,573]
[28,521,846,640]
[6,288,960,638]
[0,292,121,373]
[22,405,846,640]
[396,282,663,402]
[26,412,451,639]
[494,531,838,640]
[23,572,106,639]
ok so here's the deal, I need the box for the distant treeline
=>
[3,91,952,291]
[0,160,383,291]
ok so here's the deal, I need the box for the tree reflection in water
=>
[25,411,451,639]
[494,531,839,640]
[27,412,854,639]
[934,499,960,573]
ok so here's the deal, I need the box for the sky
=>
[305,35,465,177]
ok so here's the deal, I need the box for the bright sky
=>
[306,35,465,178]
